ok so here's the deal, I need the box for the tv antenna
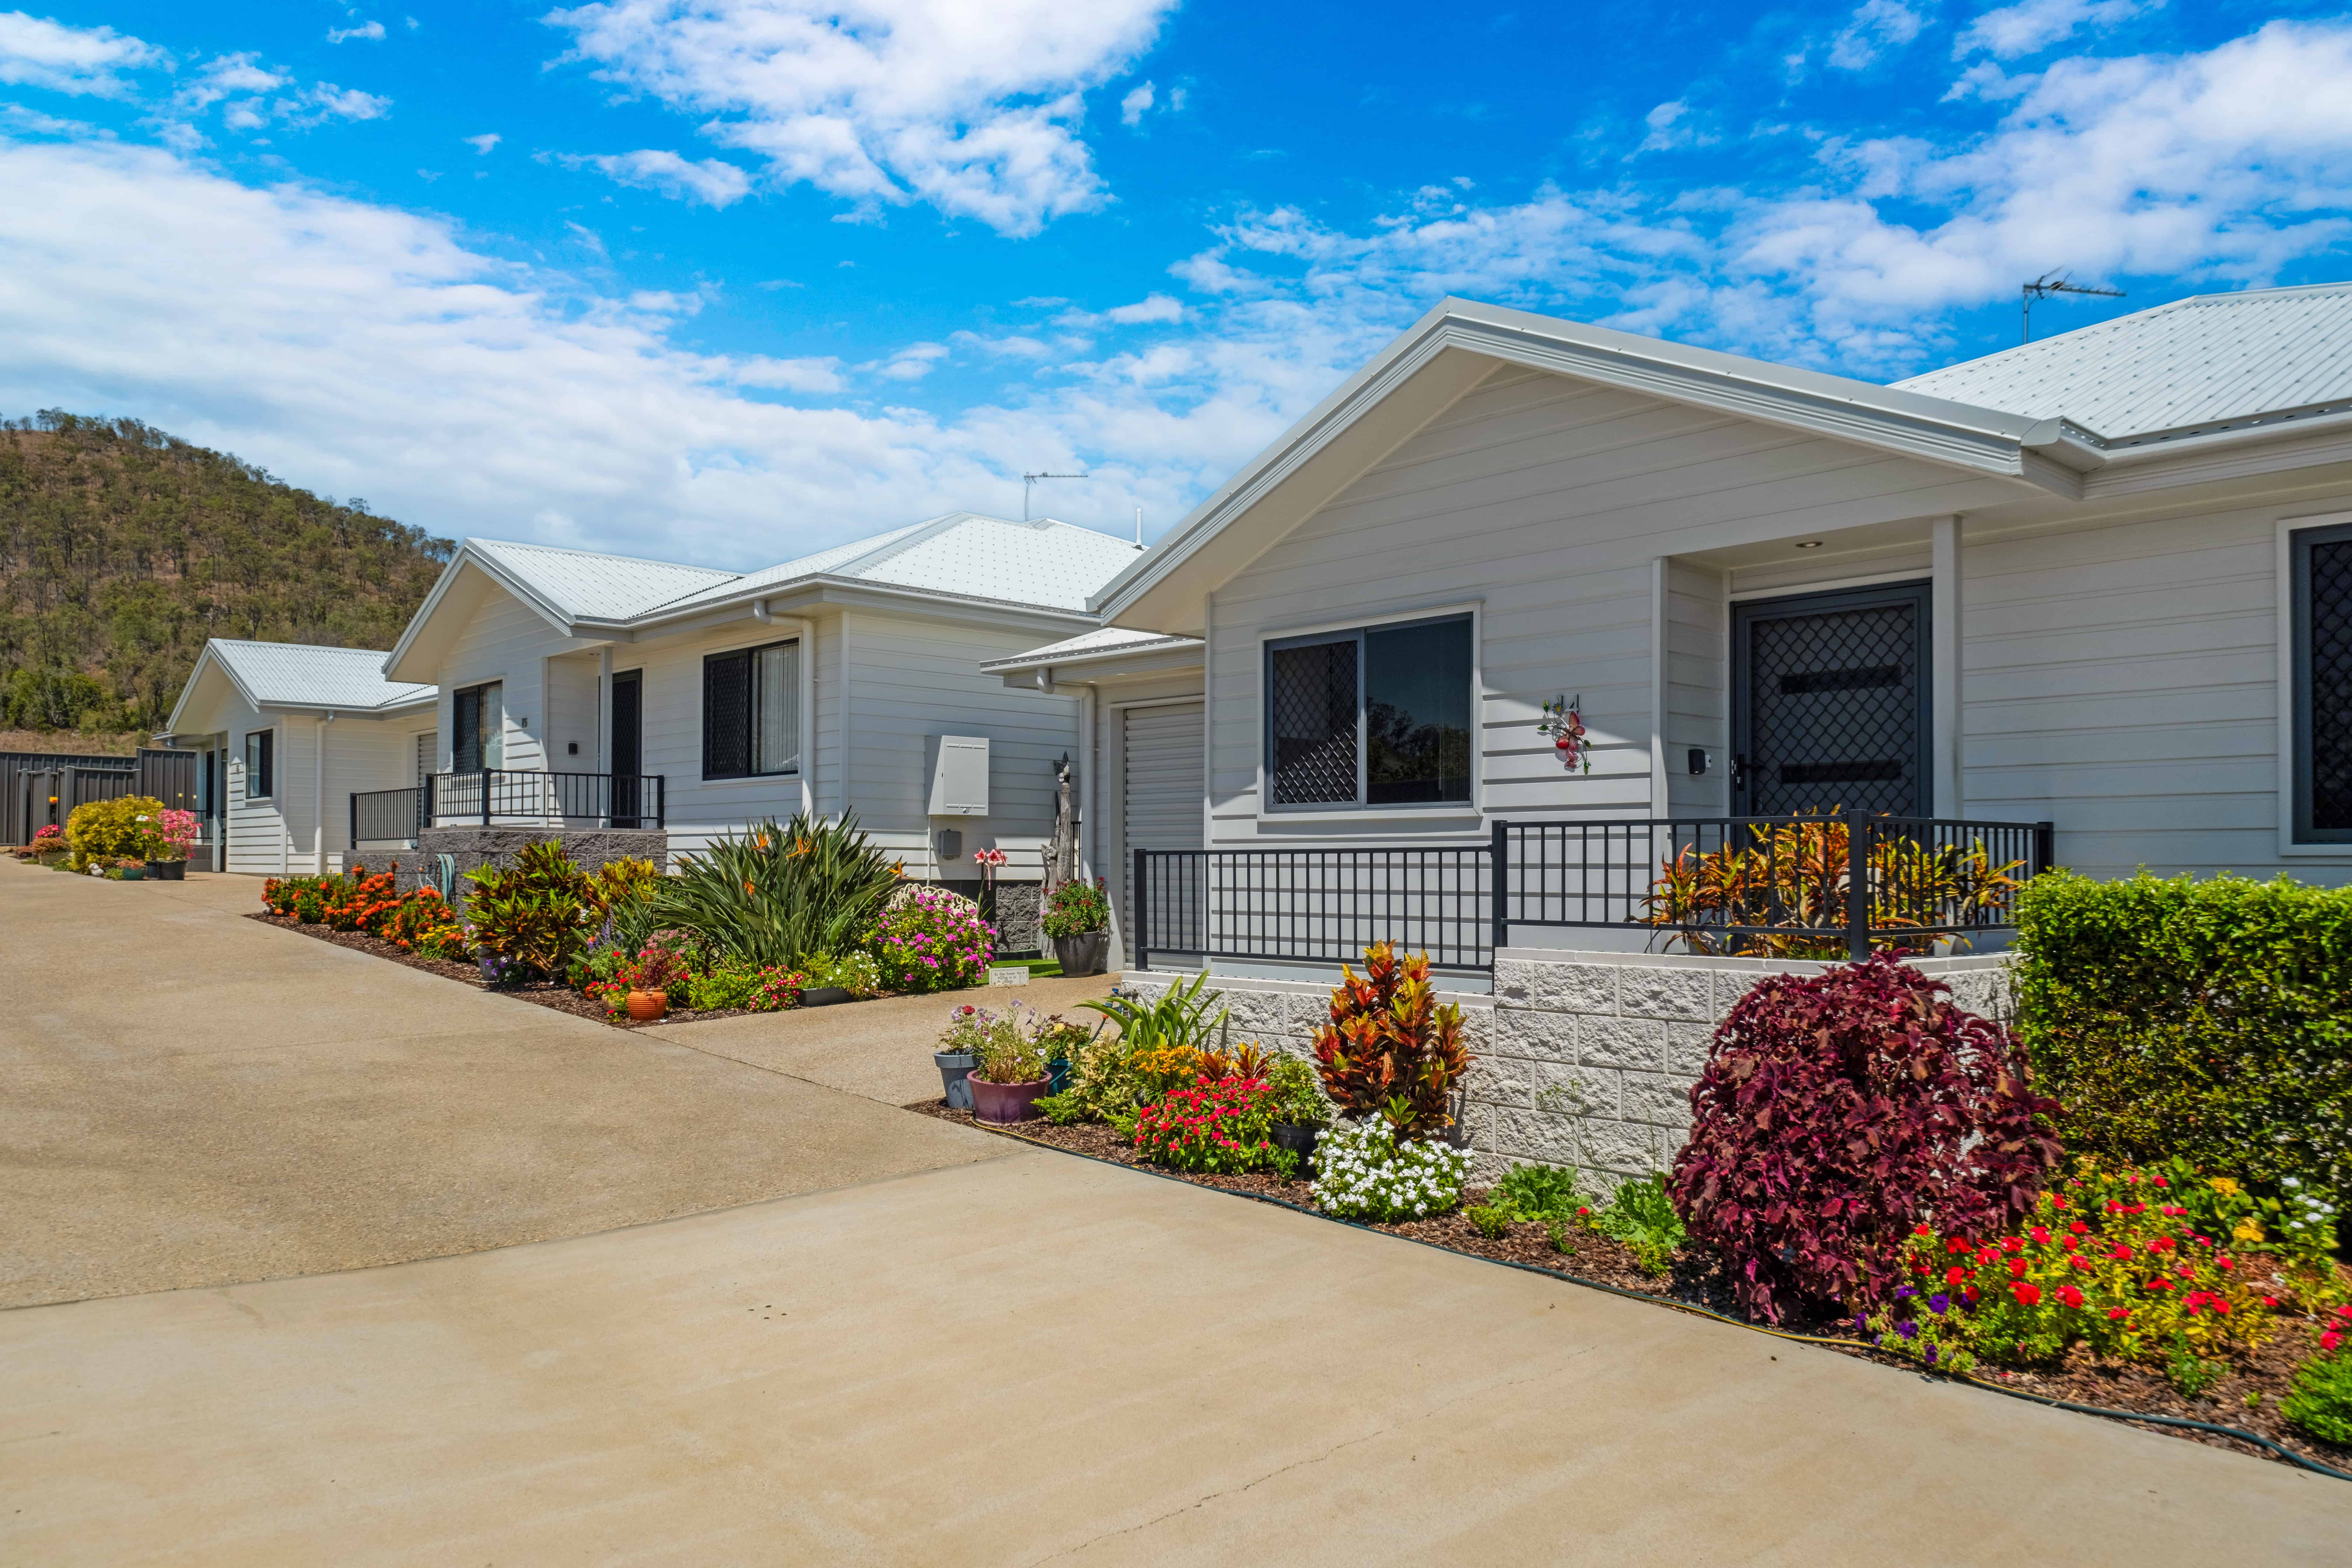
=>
[1022,470,1087,521]
[2021,272,2122,344]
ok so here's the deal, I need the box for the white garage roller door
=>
[1121,702,1202,966]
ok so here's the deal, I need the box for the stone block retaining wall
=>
[1124,950,2013,1192]
[396,828,671,894]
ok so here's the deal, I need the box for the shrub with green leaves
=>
[1593,1173,1687,1277]
[2285,1331,2352,1446]
[1041,877,1111,936]
[654,812,901,969]
[1263,1053,1331,1128]
[65,794,164,868]
[464,841,605,980]
[1490,1162,1582,1222]
[2013,870,2352,1222]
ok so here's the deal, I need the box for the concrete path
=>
[5,860,2347,1563]
[0,861,995,1307]
[5,1145,2345,1565]
[651,971,1121,1107]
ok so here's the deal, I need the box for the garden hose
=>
[978,1121,2352,1485]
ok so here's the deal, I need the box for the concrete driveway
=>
[3,859,2347,1563]
[0,861,1007,1307]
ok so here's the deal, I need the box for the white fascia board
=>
[255,694,438,720]
[980,636,1206,675]
[384,547,572,682]
[620,575,1097,639]
[1094,297,2060,625]
[165,645,254,734]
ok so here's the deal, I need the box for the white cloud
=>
[1828,0,1927,71]
[949,329,1052,358]
[0,132,1255,559]
[1057,292,1186,328]
[1956,0,2146,60]
[327,20,387,44]
[867,341,950,380]
[465,132,500,154]
[0,11,162,97]
[1119,80,1153,127]
[1636,99,1717,153]
[164,53,389,142]
[584,147,753,206]
[542,0,1176,236]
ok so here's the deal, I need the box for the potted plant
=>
[622,940,692,1022]
[143,807,198,881]
[112,855,147,881]
[969,1019,1052,1124]
[1041,877,1112,977]
[935,1004,987,1110]
[800,951,880,1006]
[1264,1054,1329,1162]
[1038,1014,1095,1096]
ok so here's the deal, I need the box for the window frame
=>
[452,680,504,774]
[2289,515,2352,846]
[243,727,274,801]
[701,635,802,783]
[1260,609,1477,816]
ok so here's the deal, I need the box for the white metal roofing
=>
[1892,282,2352,443]
[208,639,435,711]
[569,512,1146,619]
[466,539,737,622]
[981,626,1206,671]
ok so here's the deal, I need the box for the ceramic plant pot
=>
[626,989,668,1022]
[969,1074,1049,1125]
[145,859,186,881]
[935,1050,980,1111]
[1051,930,1109,977]
[1047,1057,1075,1096]
[802,986,855,1007]
[117,865,146,881]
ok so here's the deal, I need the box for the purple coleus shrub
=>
[1668,951,2063,1325]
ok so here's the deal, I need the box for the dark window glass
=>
[703,649,752,780]
[244,729,273,798]
[1365,618,1473,804]
[452,682,502,772]
[2302,528,2352,838]
[1267,637,1360,805]
[1265,614,1473,808]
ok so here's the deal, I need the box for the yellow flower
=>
[2208,1176,2241,1197]
[2233,1218,2265,1244]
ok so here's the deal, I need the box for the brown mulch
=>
[244,911,757,1029]
[910,1101,2352,1477]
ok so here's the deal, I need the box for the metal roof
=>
[1892,282,2352,443]
[208,639,435,711]
[982,626,1206,671]
[642,513,1147,617]
[467,539,737,622]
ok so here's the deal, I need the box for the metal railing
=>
[1130,814,2054,973]
[1497,815,2053,961]
[350,770,667,844]
[1133,845,1495,974]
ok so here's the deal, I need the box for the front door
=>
[1732,580,1931,818]
[610,669,642,827]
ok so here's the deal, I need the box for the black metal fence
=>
[1133,845,1495,973]
[352,770,667,842]
[1130,814,2053,973]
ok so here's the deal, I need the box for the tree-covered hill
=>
[0,412,453,737]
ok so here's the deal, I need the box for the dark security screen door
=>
[1732,580,1931,817]
[611,669,643,827]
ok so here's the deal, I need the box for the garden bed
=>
[913,1099,2352,1477]
[246,912,760,1028]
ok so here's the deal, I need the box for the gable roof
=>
[1892,282,2352,447]
[464,538,739,623]
[167,638,434,732]
[648,513,1144,616]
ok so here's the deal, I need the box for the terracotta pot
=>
[969,1074,1049,1125]
[625,989,668,1022]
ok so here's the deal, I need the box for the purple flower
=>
[1895,1320,1919,1341]
[1851,1313,1868,1336]
[1924,1344,1939,1366]
[1926,1293,1950,1316]
[1895,1286,1916,1300]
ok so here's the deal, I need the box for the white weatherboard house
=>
[997,285,2352,1182]
[378,513,1144,911]
[160,639,438,874]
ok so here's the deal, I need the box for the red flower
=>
[1963,1285,1981,1303]
[2217,1257,2234,1271]
[2067,1220,2089,1235]
[2012,1283,2042,1307]
[2148,1235,2175,1253]
[2000,1235,2025,1255]
[2326,1331,2345,1353]
[2007,1258,2030,1280]
[2107,1307,2131,1321]
[1946,1266,1968,1286]
[2108,1244,2133,1260]
[2029,1227,2051,1244]
[2050,1195,2068,1209]
[1913,1223,1933,1237]
[2058,1285,2085,1309]
[2146,1277,2172,1293]
[2153,1175,2169,1188]
[2069,1256,2094,1272]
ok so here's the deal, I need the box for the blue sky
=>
[3,1,2350,567]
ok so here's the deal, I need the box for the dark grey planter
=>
[1051,930,1109,977]
[144,859,186,881]
[1272,1122,1321,1159]
[936,1050,979,1110]
[803,986,855,1007]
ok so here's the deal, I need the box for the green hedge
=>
[2012,870,2352,1213]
